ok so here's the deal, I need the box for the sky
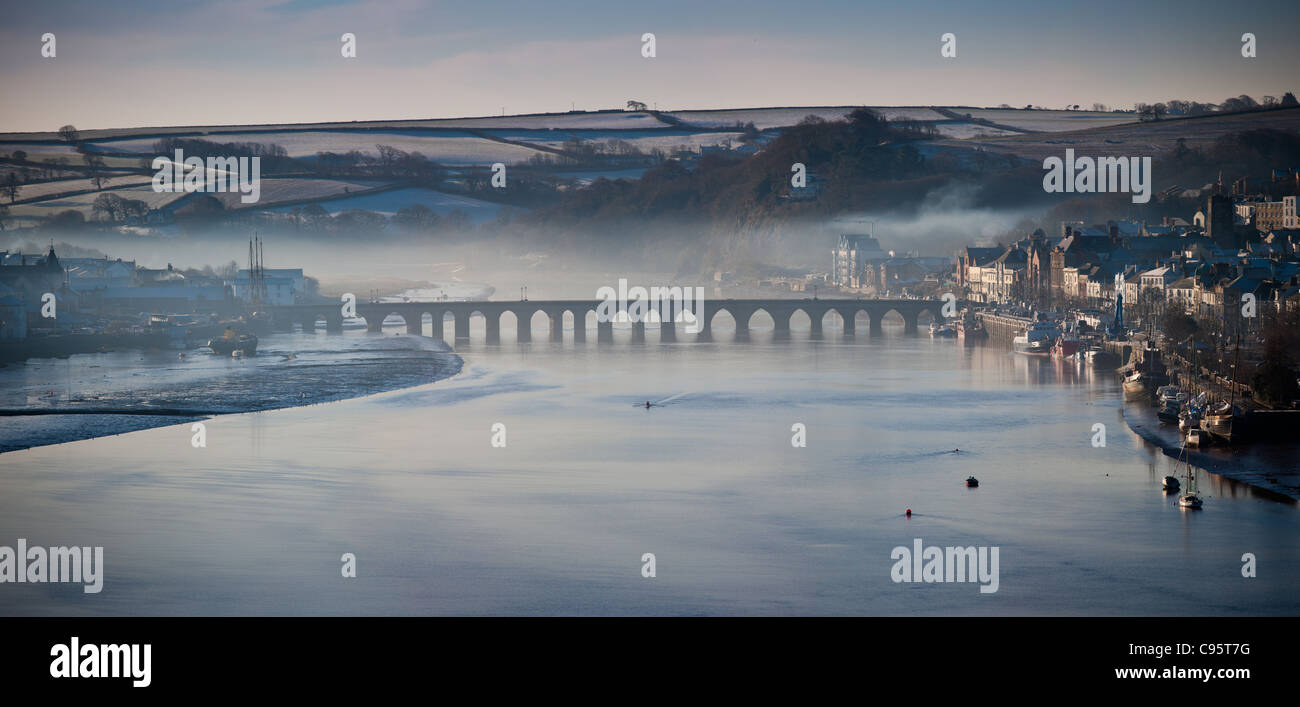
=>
[1,0,1297,133]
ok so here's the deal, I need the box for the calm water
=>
[2,320,1297,616]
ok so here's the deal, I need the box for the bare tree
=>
[57,125,81,145]
[2,172,19,202]
[83,153,107,190]
[93,193,125,221]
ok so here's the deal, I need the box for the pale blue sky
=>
[1,0,1296,131]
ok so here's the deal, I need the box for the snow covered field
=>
[9,176,153,201]
[486,129,746,153]
[266,187,507,223]
[7,184,187,218]
[958,109,1136,131]
[415,111,670,130]
[554,168,650,184]
[930,122,1021,138]
[668,107,854,128]
[84,130,551,165]
[207,178,393,208]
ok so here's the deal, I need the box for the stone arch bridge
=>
[270,298,948,342]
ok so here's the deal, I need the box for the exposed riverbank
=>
[1121,403,1300,502]
[0,330,462,453]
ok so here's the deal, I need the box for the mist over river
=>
[1,320,1296,616]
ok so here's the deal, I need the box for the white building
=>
[233,268,305,305]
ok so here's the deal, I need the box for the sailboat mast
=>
[1230,336,1239,409]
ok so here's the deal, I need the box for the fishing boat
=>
[1200,337,1244,444]
[1051,332,1080,360]
[1156,385,1188,405]
[1122,371,1148,395]
[929,322,956,338]
[1013,316,1060,356]
[1200,400,1238,443]
[956,318,987,343]
[206,327,259,356]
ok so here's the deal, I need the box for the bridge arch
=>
[788,308,812,332]
[367,310,410,333]
[816,307,848,334]
[745,308,774,332]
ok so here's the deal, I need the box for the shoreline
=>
[1121,404,1300,503]
[0,332,463,454]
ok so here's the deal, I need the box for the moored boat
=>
[1175,440,1204,509]
[1050,333,1080,360]
[956,318,987,343]
[1122,371,1147,395]
[1156,385,1188,405]
[207,328,259,356]
[1200,400,1238,443]
[929,322,956,338]
[1013,318,1059,356]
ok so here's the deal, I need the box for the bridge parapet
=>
[270,298,946,340]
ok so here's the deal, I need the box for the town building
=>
[831,234,888,290]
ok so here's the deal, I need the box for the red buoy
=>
[905,509,912,517]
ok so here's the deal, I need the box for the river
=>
[1,319,1297,615]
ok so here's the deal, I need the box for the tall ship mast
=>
[248,233,268,309]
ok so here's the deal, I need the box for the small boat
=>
[1178,408,1200,433]
[965,476,979,488]
[1200,401,1237,443]
[1122,371,1147,395]
[1051,333,1080,360]
[956,318,986,343]
[1201,339,1243,445]
[1157,404,1180,424]
[207,327,259,356]
[1012,316,1059,356]
[1156,385,1184,405]
[1162,475,1180,491]
[1185,428,1208,447]
[1173,438,1203,509]
[929,322,956,338]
